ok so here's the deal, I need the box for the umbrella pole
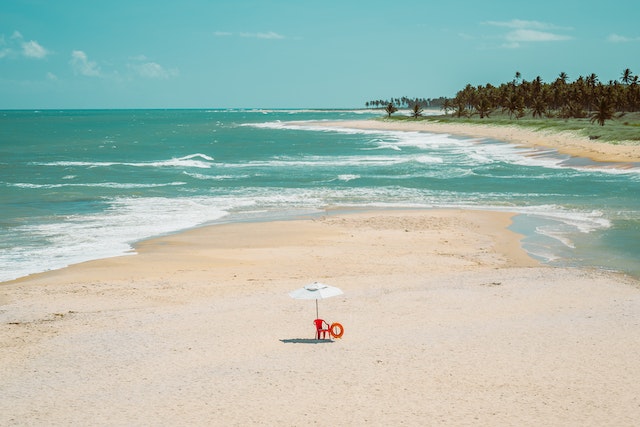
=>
[315,299,319,319]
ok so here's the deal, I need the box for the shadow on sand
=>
[280,338,334,344]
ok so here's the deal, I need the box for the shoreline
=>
[3,209,640,424]
[309,119,640,164]
[1,208,537,288]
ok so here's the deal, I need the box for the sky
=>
[1,0,639,109]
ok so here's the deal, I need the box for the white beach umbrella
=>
[288,281,344,319]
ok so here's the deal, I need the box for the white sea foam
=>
[413,155,444,164]
[514,205,610,233]
[12,182,186,189]
[181,153,215,161]
[264,121,640,176]
[183,172,244,181]
[218,155,409,169]
[32,153,215,169]
[365,140,402,151]
[535,226,576,248]
[0,196,233,282]
[337,174,360,182]
[467,140,640,175]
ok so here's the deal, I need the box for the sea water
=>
[1,109,639,282]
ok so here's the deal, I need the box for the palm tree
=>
[558,72,569,84]
[590,97,614,126]
[474,96,493,118]
[385,102,398,118]
[629,77,640,111]
[410,103,423,118]
[502,93,524,119]
[383,66,639,121]
[513,71,522,85]
[452,97,468,118]
[531,97,548,118]
[442,98,452,116]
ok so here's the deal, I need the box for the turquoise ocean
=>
[1,109,639,282]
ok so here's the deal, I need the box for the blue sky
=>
[1,0,639,109]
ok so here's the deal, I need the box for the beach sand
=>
[310,119,640,164]
[2,209,640,426]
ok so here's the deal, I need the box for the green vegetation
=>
[384,102,398,117]
[410,103,423,118]
[368,69,640,143]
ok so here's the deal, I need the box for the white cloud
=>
[0,36,10,58]
[484,19,570,31]
[482,19,572,48]
[4,31,50,59]
[240,31,285,39]
[501,42,521,49]
[132,61,178,79]
[506,29,572,42]
[70,50,101,77]
[22,40,50,58]
[607,33,640,43]
[255,31,285,39]
[215,30,286,40]
[46,72,58,81]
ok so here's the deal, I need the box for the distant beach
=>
[309,119,640,164]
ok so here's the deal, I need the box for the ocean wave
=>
[362,140,403,151]
[10,182,186,189]
[213,153,447,169]
[414,155,444,164]
[0,196,233,282]
[514,205,610,233]
[262,121,640,176]
[216,155,408,169]
[183,171,249,181]
[31,153,215,169]
[535,225,576,248]
[243,121,391,135]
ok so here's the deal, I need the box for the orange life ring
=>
[330,322,344,339]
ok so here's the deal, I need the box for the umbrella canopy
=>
[289,282,343,318]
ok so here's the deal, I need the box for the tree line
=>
[367,69,639,126]
[365,96,449,110]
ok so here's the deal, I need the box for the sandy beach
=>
[311,119,640,164]
[2,209,640,426]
